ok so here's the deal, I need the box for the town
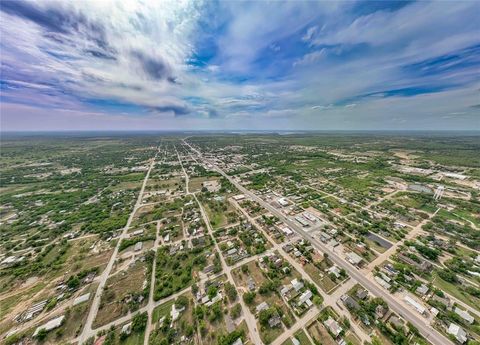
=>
[1,133,479,345]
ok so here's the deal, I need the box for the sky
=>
[1,0,479,131]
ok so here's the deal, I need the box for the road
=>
[175,147,263,345]
[78,150,158,344]
[230,199,371,344]
[183,139,453,345]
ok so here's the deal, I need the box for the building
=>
[447,323,468,344]
[415,284,429,296]
[280,226,293,236]
[291,279,304,292]
[356,289,368,300]
[33,315,65,336]
[121,322,132,335]
[323,316,343,337]
[341,295,360,311]
[346,252,363,266]
[277,198,289,206]
[397,253,432,272]
[268,315,282,327]
[327,265,341,279]
[247,277,256,291]
[233,194,245,201]
[134,241,143,251]
[256,301,269,313]
[454,307,474,324]
[374,276,391,290]
[298,290,313,306]
[403,295,425,315]
[73,293,91,306]
[295,216,309,227]
[232,338,243,345]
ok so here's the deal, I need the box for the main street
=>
[183,139,453,345]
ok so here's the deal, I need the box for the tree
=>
[36,329,48,341]
[230,303,242,319]
[132,312,148,332]
[207,285,218,299]
[243,291,256,305]
[175,295,189,309]
[225,282,238,302]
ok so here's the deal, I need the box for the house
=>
[232,338,243,345]
[327,265,341,279]
[416,284,429,296]
[256,301,269,313]
[134,241,143,251]
[268,315,282,327]
[341,295,360,311]
[171,304,185,321]
[447,323,467,344]
[346,252,363,266]
[298,290,313,306]
[281,226,293,236]
[356,289,368,300]
[375,305,387,319]
[247,277,256,291]
[454,307,474,324]
[323,316,343,337]
[121,322,132,335]
[280,285,291,296]
[291,279,304,292]
[389,315,403,328]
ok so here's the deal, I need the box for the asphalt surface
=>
[183,140,453,345]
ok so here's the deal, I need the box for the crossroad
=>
[183,139,453,345]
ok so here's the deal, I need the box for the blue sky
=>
[1,0,479,131]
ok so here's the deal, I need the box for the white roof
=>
[33,315,65,336]
[448,323,467,343]
[256,301,269,313]
[299,290,313,304]
[73,293,90,306]
[454,307,474,324]
[323,316,342,337]
[233,194,245,200]
[403,295,425,314]
[346,252,363,264]
[232,338,243,345]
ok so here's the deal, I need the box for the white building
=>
[346,252,363,266]
[33,315,65,336]
[73,293,90,306]
[454,307,474,324]
[323,316,342,337]
[403,295,425,315]
[447,323,467,344]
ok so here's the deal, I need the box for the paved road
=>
[183,139,453,345]
[230,199,372,344]
[176,147,263,345]
[78,151,158,344]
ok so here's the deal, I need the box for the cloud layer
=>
[1,0,479,130]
